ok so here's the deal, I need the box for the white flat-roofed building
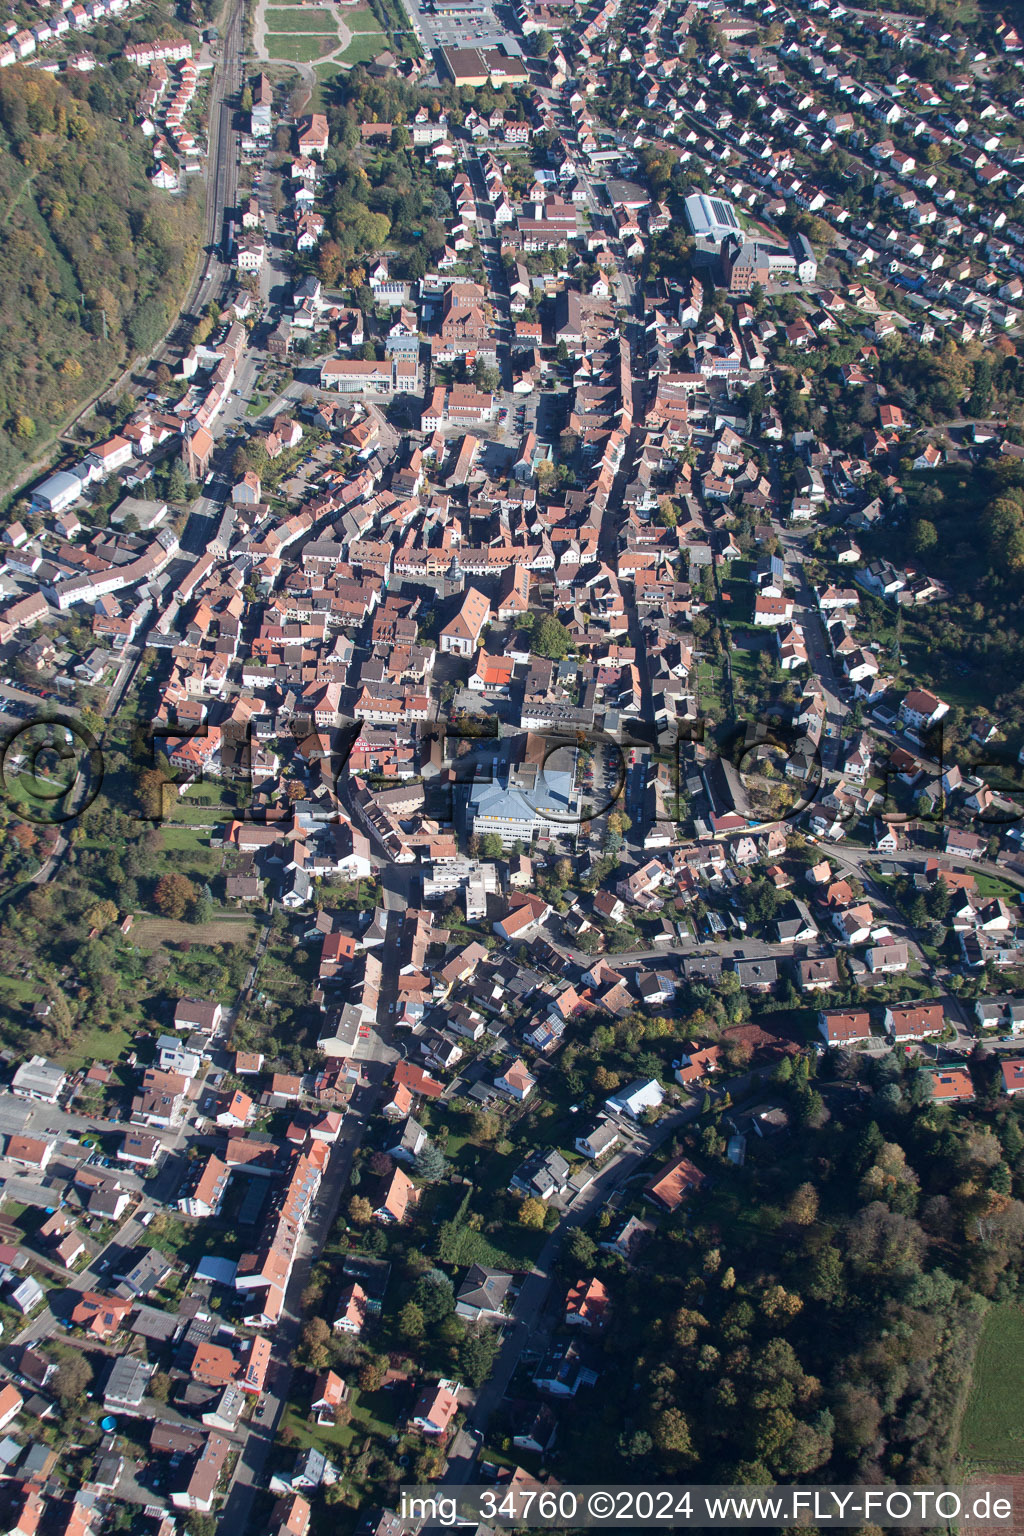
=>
[11,1055,67,1103]
[684,191,741,247]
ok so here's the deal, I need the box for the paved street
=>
[217,1058,392,1527]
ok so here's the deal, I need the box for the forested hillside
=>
[552,1053,1024,1487]
[0,66,202,488]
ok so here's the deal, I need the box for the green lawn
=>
[159,785,237,825]
[145,1208,249,1271]
[729,647,763,684]
[959,1303,1024,1469]
[279,1382,399,1454]
[159,825,216,853]
[975,872,1024,898]
[266,7,338,30]
[343,4,383,28]
[0,975,37,1007]
[58,1020,134,1072]
[151,824,221,883]
[338,29,383,61]
[312,59,342,89]
[268,32,337,58]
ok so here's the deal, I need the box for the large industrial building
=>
[437,44,529,87]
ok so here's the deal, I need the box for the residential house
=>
[374,1168,418,1225]
[455,1266,512,1322]
[409,1378,461,1437]
[884,1002,944,1041]
[565,1277,610,1331]
[494,1059,535,1101]
[818,1009,871,1046]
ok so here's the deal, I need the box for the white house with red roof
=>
[410,1378,461,1437]
[899,688,949,732]
[495,1058,536,1101]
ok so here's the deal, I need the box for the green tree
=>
[474,360,499,392]
[563,1227,597,1268]
[533,614,572,659]
[399,1300,425,1339]
[300,1316,331,1369]
[460,1325,500,1386]
[652,1406,695,1464]
[991,1162,1012,1194]
[359,1355,387,1390]
[911,518,938,557]
[786,1182,819,1226]
[128,299,168,354]
[415,1140,448,1184]
[85,899,118,931]
[415,1269,456,1324]
[167,463,187,502]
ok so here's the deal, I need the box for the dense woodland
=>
[555,1060,1024,1488]
[308,67,532,284]
[0,66,202,489]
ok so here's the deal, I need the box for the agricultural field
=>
[959,1304,1024,1469]
[132,913,257,948]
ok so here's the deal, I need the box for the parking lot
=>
[413,0,518,52]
